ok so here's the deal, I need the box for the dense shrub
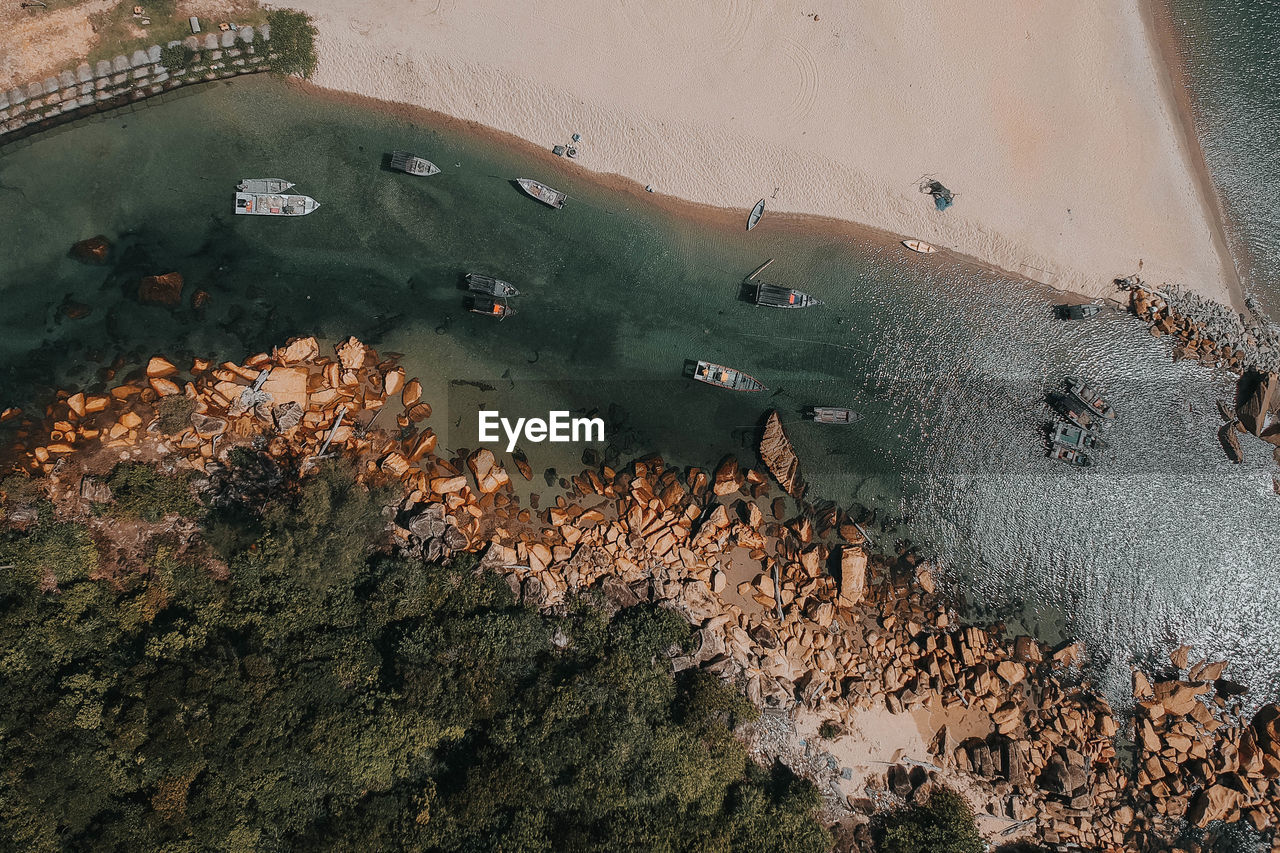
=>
[159,43,194,71]
[106,461,200,521]
[266,9,318,78]
[876,787,984,853]
[155,393,196,433]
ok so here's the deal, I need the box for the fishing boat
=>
[516,178,567,209]
[747,199,765,231]
[690,360,765,392]
[1065,377,1116,420]
[1050,393,1098,432]
[1050,420,1108,451]
[237,178,295,194]
[753,282,821,309]
[233,192,320,216]
[810,407,860,424]
[465,273,520,297]
[1056,303,1101,320]
[390,150,441,176]
[902,239,938,254]
[469,296,515,320]
[1049,444,1091,467]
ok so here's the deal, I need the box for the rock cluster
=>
[9,334,1280,852]
[1128,283,1280,375]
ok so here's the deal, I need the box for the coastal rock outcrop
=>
[759,410,805,499]
[1236,369,1277,437]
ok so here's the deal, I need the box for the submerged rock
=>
[138,271,184,306]
[759,410,805,499]
[1218,421,1245,464]
[69,235,110,265]
[1236,369,1276,436]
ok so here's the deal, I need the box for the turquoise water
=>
[1,75,1278,711]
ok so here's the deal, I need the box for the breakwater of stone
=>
[0,26,272,145]
[1126,278,1280,375]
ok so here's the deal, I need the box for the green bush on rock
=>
[875,787,984,853]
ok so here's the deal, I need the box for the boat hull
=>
[466,273,520,297]
[237,178,295,194]
[233,192,320,216]
[747,199,765,231]
[691,360,765,392]
[902,239,938,254]
[516,178,567,209]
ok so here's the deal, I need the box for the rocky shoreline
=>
[5,333,1280,852]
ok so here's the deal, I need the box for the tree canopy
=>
[0,461,831,851]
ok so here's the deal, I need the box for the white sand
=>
[287,0,1239,307]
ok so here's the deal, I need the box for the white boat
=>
[747,199,765,231]
[390,150,441,176]
[902,239,938,254]
[234,192,320,216]
[810,407,860,424]
[516,178,567,209]
[237,178,295,194]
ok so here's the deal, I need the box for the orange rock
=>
[149,378,181,397]
[335,336,367,370]
[384,368,406,397]
[146,357,178,378]
[84,396,109,414]
[118,411,143,429]
[402,379,422,409]
[138,272,184,306]
[274,336,319,365]
[66,393,86,418]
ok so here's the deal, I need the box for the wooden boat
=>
[465,273,519,297]
[747,199,765,231]
[1051,393,1098,432]
[233,192,320,216]
[691,360,765,392]
[469,297,515,320]
[390,150,441,176]
[902,239,938,254]
[1056,303,1101,320]
[516,178,567,209]
[810,407,860,425]
[1049,444,1091,467]
[237,178,295,194]
[753,282,821,309]
[1065,377,1116,420]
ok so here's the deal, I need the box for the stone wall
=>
[0,25,273,144]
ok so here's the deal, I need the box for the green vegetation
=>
[875,787,984,853]
[83,1,268,69]
[158,42,194,71]
[105,461,200,521]
[155,393,196,433]
[818,720,841,740]
[0,461,831,850]
[265,9,318,78]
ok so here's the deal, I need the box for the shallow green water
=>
[1,75,1277,710]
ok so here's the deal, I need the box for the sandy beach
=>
[284,0,1241,308]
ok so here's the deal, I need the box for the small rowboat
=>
[691,360,765,392]
[902,239,938,254]
[237,178,295,194]
[747,199,765,231]
[1056,303,1101,320]
[469,297,515,320]
[753,282,821,309]
[516,178,567,209]
[390,150,441,176]
[810,407,860,424]
[466,273,520,297]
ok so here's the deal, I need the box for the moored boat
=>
[747,199,765,231]
[1049,444,1091,467]
[753,282,821,309]
[1056,303,1101,320]
[469,296,515,320]
[465,273,520,297]
[810,407,860,424]
[237,178,295,194]
[690,360,765,392]
[1065,376,1116,420]
[390,150,441,176]
[233,192,320,216]
[902,239,938,254]
[1050,420,1108,451]
[516,178,567,209]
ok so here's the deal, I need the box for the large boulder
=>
[712,455,743,497]
[759,410,805,498]
[838,546,867,607]
[1236,369,1277,436]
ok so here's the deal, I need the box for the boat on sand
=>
[690,360,765,392]
[516,178,567,209]
[747,199,765,231]
[902,239,938,254]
